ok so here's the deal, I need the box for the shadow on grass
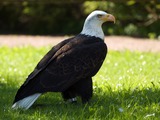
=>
[1,82,160,119]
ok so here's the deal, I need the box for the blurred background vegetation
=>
[0,0,159,38]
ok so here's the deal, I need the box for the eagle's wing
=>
[13,35,107,103]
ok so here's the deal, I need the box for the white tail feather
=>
[12,93,41,110]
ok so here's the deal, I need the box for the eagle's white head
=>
[81,10,115,40]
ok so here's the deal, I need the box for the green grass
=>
[0,46,160,120]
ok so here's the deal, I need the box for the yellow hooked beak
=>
[100,14,116,23]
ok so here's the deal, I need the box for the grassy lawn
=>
[0,46,160,120]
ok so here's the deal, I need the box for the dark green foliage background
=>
[0,1,159,38]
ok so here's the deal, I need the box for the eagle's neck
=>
[81,20,104,40]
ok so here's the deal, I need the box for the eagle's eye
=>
[97,14,103,18]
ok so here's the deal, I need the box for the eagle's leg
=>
[62,77,93,103]
[75,78,93,103]
[61,87,77,103]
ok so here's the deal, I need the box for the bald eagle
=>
[12,10,115,109]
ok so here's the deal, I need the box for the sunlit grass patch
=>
[0,46,160,119]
